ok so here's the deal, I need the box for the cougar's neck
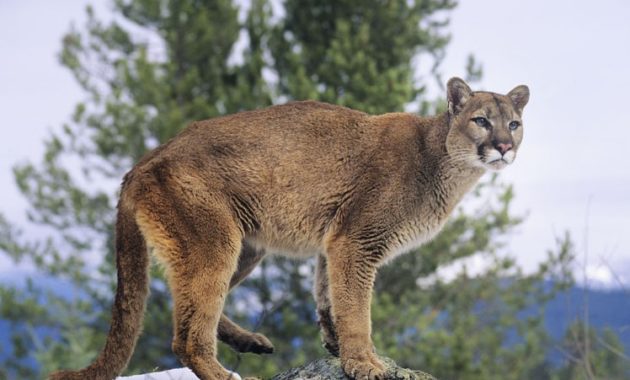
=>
[415,113,485,210]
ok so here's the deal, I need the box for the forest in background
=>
[0,1,628,379]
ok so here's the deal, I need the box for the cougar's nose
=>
[496,143,513,155]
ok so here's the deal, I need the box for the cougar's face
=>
[445,78,529,171]
[455,92,524,171]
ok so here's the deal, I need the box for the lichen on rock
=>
[270,356,436,380]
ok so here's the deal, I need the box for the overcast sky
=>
[1,0,629,287]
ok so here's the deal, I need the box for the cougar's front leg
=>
[218,241,274,354]
[314,254,339,356]
[326,236,386,380]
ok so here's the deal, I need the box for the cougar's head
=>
[445,77,529,171]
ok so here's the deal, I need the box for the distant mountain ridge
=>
[543,282,630,351]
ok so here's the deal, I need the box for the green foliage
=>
[554,321,630,380]
[272,0,455,114]
[0,1,628,379]
[373,229,575,380]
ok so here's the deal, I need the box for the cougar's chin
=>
[480,149,515,171]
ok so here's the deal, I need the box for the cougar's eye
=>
[509,121,520,131]
[472,117,490,129]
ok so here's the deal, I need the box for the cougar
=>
[50,77,529,380]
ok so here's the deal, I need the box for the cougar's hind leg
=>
[137,186,243,379]
[228,241,267,290]
[177,209,243,379]
[218,314,274,355]
[218,241,274,354]
[314,254,339,356]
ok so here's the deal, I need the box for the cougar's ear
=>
[507,85,530,113]
[447,77,473,115]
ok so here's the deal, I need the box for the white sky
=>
[440,0,630,286]
[1,0,629,286]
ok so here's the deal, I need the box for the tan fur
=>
[49,78,529,380]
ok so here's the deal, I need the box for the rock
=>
[270,356,436,380]
[114,356,435,380]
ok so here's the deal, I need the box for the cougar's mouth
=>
[484,158,509,170]
[481,149,515,171]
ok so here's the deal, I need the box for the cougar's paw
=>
[342,353,387,380]
[233,332,274,354]
[389,369,414,380]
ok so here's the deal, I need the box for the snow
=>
[117,368,242,380]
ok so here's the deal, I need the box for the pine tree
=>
[555,321,630,380]
[271,0,454,113]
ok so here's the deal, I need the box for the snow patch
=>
[117,368,242,380]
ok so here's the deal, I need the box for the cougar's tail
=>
[49,199,149,380]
